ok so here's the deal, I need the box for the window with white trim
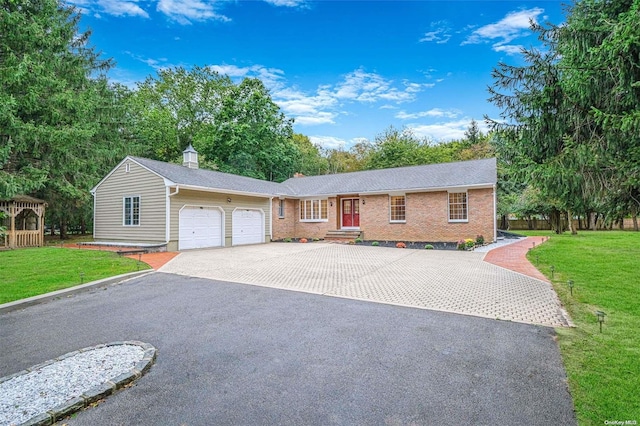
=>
[300,199,328,221]
[123,196,140,226]
[389,195,406,222]
[448,192,468,222]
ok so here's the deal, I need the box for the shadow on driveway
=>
[0,273,575,425]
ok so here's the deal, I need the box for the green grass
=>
[520,230,640,425]
[0,247,150,304]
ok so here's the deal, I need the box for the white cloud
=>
[67,0,149,18]
[396,108,460,120]
[100,0,149,17]
[125,52,173,70]
[309,136,347,150]
[157,0,231,24]
[207,64,432,127]
[332,69,429,104]
[462,8,544,54]
[262,0,307,7]
[494,44,524,55]
[409,118,489,142]
[420,21,452,44]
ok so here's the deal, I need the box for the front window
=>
[300,199,328,222]
[448,192,468,222]
[124,196,140,226]
[390,195,406,222]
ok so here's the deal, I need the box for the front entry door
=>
[342,198,360,228]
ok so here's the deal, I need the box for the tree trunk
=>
[59,219,68,240]
[588,212,596,230]
[80,218,87,235]
[567,210,577,235]
[550,209,563,234]
[633,215,638,232]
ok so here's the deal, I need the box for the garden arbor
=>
[0,195,46,249]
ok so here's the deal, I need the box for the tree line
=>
[488,0,640,233]
[2,0,638,238]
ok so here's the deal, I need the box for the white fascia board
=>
[172,183,273,199]
[283,183,495,199]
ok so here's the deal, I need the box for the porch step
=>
[324,230,362,241]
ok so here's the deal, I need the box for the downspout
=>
[269,197,273,242]
[165,185,181,248]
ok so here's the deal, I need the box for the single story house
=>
[91,146,497,251]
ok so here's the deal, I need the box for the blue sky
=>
[69,0,567,149]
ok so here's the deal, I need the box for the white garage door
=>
[232,209,264,246]
[179,206,223,250]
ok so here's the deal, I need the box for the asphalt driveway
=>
[160,243,570,327]
[0,273,575,425]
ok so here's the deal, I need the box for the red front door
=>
[342,198,360,228]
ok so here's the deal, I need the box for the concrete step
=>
[324,230,362,240]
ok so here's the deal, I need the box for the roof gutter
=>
[283,182,496,199]
[168,183,275,199]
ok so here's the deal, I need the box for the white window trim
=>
[299,198,329,222]
[278,199,285,219]
[389,194,406,223]
[448,191,469,223]
[123,195,141,226]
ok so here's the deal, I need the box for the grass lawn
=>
[0,247,150,304]
[520,230,639,425]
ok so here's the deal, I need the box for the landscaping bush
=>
[396,242,406,249]
[355,237,362,243]
[372,241,380,246]
[475,234,485,246]
[284,238,292,242]
[457,239,466,250]
[424,244,434,250]
[299,238,308,243]
[465,239,475,249]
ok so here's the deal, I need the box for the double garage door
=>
[179,206,263,250]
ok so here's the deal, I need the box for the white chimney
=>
[182,144,198,169]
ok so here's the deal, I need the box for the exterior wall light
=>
[596,310,606,333]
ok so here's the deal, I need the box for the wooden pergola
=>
[0,195,46,249]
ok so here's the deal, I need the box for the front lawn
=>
[0,247,150,304]
[521,231,639,425]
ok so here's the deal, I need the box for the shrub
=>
[284,238,292,243]
[424,244,434,250]
[457,239,466,250]
[465,238,475,249]
[396,242,406,249]
[355,238,363,243]
[313,238,320,242]
[475,234,485,246]
[299,238,308,243]
[372,241,380,246]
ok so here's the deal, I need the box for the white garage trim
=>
[179,205,224,250]
[232,208,265,246]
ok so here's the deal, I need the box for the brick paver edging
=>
[0,341,157,426]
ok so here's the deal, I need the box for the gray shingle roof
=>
[130,156,496,198]
[131,157,285,196]
[280,158,497,197]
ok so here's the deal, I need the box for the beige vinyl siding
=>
[169,189,271,250]
[94,160,167,243]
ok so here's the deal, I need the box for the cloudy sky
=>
[69,0,566,149]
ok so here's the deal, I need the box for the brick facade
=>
[272,187,496,243]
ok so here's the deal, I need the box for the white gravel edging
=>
[0,342,156,426]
